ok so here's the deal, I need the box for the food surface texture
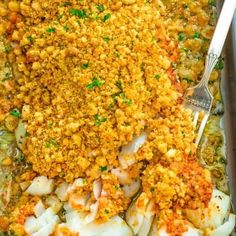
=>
[0,0,234,236]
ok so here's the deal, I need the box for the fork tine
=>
[193,111,199,127]
[195,112,210,146]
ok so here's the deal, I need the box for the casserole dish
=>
[0,0,235,235]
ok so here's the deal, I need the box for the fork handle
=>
[200,0,236,87]
[208,0,236,56]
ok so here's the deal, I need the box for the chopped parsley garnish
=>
[219,157,227,164]
[62,2,72,6]
[63,25,69,31]
[155,74,160,79]
[114,185,121,190]
[48,122,54,128]
[97,4,105,12]
[94,114,107,126]
[46,27,55,33]
[115,80,122,90]
[58,14,64,20]
[45,138,59,149]
[4,44,11,53]
[4,72,11,81]
[121,93,132,105]
[87,77,103,89]
[100,166,107,172]
[102,13,111,22]
[208,0,216,6]
[182,77,193,83]
[10,108,21,118]
[112,92,120,102]
[81,63,89,69]
[69,9,86,18]
[181,48,190,53]
[193,32,200,39]
[28,35,34,44]
[178,32,185,41]
[114,51,121,58]
[104,209,109,214]
[108,103,114,109]
[215,57,224,70]
[102,36,110,42]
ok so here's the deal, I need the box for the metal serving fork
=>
[183,0,236,146]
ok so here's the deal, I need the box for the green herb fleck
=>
[100,166,108,172]
[94,114,107,126]
[10,108,21,118]
[155,74,160,80]
[102,36,110,42]
[28,35,34,44]
[115,80,122,90]
[46,27,55,33]
[114,185,121,190]
[219,157,227,164]
[182,77,193,83]
[102,13,111,22]
[97,4,105,12]
[114,51,121,58]
[58,14,64,20]
[108,103,114,109]
[101,117,107,122]
[193,32,200,39]
[45,138,59,149]
[178,32,185,41]
[215,57,224,70]
[104,209,109,214]
[81,63,89,69]
[69,9,86,18]
[62,2,72,6]
[48,122,54,128]
[87,77,103,89]
[181,48,190,53]
[4,44,11,53]
[121,93,132,105]
[111,92,120,102]
[63,25,69,32]
[208,0,216,7]
[94,115,100,126]
[4,72,12,81]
